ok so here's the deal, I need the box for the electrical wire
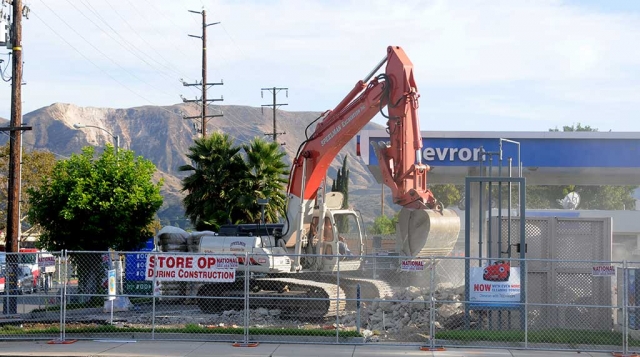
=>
[31,10,158,105]
[36,1,178,100]
[102,2,198,97]
[0,53,11,82]
[75,0,179,84]
[31,10,186,122]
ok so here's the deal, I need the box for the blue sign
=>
[125,238,154,281]
[367,137,640,168]
[108,269,116,300]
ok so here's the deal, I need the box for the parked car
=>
[16,265,36,294]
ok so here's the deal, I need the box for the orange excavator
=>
[192,46,460,317]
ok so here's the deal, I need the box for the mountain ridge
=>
[3,102,392,227]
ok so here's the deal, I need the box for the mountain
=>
[8,102,394,228]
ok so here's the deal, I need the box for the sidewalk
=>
[0,340,621,357]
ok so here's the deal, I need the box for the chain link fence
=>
[2,250,639,353]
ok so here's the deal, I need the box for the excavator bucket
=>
[396,207,461,258]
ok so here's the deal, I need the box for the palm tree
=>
[241,138,289,223]
[179,132,247,231]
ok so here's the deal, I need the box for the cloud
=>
[0,0,637,132]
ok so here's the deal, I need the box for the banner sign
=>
[145,254,238,282]
[401,260,426,271]
[592,265,615,276]
[38,256,56,268]
[470,262,521,302]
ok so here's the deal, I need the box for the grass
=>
[435,329,639,346]
[0,323,361,338]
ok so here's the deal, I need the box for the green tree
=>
[331,156,350,232]
[369,213,399,235]
[180,132,247,231]
[331,156,350,207]
[180,133,289,231]
[240,138,289,223]
[526,123,637,210]
[27,145,163,295]
[0,143,57,239]
[429,184,462,208]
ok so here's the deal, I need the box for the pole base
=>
[232,342,259,347]
[47,339,78,344]
[419,345,446,351]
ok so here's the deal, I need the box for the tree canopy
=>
[27,145,163,252]
[369,213,398,235]
[0,143,57,238]
[179,133,289,231]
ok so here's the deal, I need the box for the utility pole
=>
[182,8,223,137]
[261,87,288,144]
[2,0,31,315]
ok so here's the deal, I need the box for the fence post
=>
[244,251,250,345]
[524,256,528,349]
[151,252,158,340]
[624,260,629,356]
[429,256,436,350]
[59,250,67,342]
[336,254,341,344]
[356,283,361,336]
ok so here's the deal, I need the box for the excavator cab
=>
[317,211,364,272]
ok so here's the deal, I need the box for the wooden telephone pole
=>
[2,0,31,315]
[182,9,223,137]
[261,87,288,143]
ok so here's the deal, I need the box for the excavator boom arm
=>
[284,46,459,261]
[289,46,436,209]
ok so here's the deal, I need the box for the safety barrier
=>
[0,250,636,354]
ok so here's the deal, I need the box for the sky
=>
[0,0,638,132]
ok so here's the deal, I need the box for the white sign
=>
[470,263,521,303]
[423,147,483,162]
[401,260,426,271]
[108,269,116,300]
[592,265,616,276]
[145,254,237,282]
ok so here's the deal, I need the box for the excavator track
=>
[338,276,393,309]
[256,277,346,318]
[197,277,345,319]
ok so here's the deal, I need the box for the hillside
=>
[4,102,398,228]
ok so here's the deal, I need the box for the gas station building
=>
[357,130,640,261]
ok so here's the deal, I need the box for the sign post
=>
[108,269,116,324]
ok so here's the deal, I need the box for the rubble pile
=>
[114,283,484,342]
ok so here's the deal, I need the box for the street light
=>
[73,123,119,156]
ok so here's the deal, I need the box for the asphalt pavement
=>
[0,340,627,357]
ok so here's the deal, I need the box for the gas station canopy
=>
[357,131,640,185]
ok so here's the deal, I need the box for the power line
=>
[36,0,175,99]
[102,0,194,83]
[31,10,157,106]
[74,0,179,83]
[31,10,185,122]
